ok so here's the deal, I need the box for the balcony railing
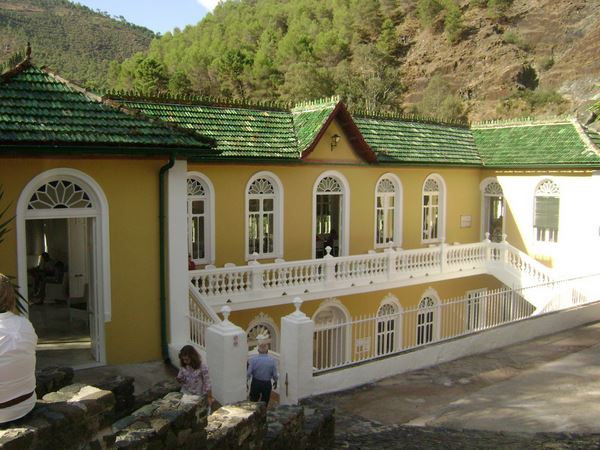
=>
[189,237,553,305]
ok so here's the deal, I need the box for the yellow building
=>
[1,59,600,371]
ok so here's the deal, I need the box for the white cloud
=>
[197,0,220,11]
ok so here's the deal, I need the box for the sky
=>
[70,0,218,34]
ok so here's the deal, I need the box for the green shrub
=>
[444,1,464,43]
[504,31,531,51]
[539,56,554,71]
[417,0,444,27]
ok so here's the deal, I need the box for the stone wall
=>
[96,392,208,449]
[0,384,114,450]
[207,401,266,449]
[35,366,74,398]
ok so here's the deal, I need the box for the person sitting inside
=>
[0,273,38,424]
[28,252,63,304]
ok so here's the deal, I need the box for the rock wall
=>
[0,384,114,450]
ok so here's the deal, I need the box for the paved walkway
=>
[307,321,600,448]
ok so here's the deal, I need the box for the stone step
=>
[264,405,304,450]
[302,406,335,449]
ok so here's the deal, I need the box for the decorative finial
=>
[293,297,302,313]
[220,305,231,322]
[26,42,31,60]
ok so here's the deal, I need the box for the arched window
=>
[187,175,213,264]
[422,175,445,243]
[313,172,349,258]
[376,295,402,355]
[481,178,505,243]
[417,291,438,345]
[375,174,402,248]
[246,172,283,259]
[534,179,560,243]
[246,313,279,352]
[312,299,350,369]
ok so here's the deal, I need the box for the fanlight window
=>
[187,178,206,196]
[28,180,93,210]
[484,181,503,196]
[317,177,343,193]
[247,323,277,352]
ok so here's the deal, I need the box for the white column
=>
[205,306,247,404]
[279,298,314,405]
[167,160,189,353]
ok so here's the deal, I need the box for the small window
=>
[417,296,436,345]
[187,176,211,264]
[534,179,560,243]
[375,175,402,248]
[422,175,445,243]
[246,173,282,259]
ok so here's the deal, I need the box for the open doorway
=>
[26,217,98,368]
[17,170,109,370]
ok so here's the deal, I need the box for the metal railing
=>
[312,274,600,373]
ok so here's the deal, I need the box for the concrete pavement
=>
[314,321,600,434]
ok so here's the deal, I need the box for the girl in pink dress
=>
[176,345,213,406]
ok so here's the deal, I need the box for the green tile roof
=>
[292,99,337,153]
[472,120,600,168]
[0,62,214,154]
[117,100,299,159]
[355,116,481,165]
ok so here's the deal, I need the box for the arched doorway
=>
[17,169,110,367]
[312,300,350,369]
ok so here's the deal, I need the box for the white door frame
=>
[16,168,111,365]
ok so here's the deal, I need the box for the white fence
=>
[189,237,554,305]
[313,274,600,373]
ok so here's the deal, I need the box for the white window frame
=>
[421,174,446,244]
[416,288,440,345]
[187,173,215,265]
[374,174,402,249]
[312,171,350,259]
[480,177,505,242]
[533,179,560,243]
[465,288,487,332]
[376,294,403,356]
[245,171,284,260]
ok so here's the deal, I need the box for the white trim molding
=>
[374,173,403,249]
[245,171,284,261]
[312,170,351,259]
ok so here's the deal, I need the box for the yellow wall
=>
[0,157,164,364]
[190,160,483,266]
[229,274,503,331]
[303,120,364,163]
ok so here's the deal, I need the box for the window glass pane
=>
[191,217,205,259]
[249,199,260,212]
[386,210,394,242]
[263,198,274,212]
[248,213,259,253]
[388,196,395,207]
[376,209,384,244]
[192,200,204,215]
[376,196,383,208]
[263,213,274,253]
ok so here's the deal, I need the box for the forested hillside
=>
[0,0,154,89]
[108,0,600,121]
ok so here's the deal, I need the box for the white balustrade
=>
[189,238,556,306]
